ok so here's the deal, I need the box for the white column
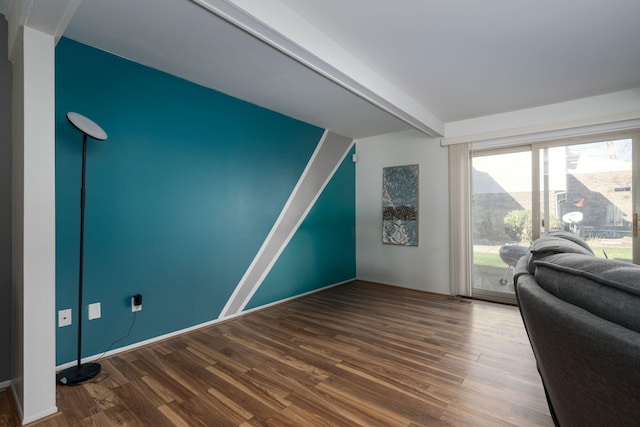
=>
[11,25,57,423]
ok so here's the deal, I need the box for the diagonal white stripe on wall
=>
[220,130,354,317]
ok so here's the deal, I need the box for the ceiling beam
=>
[191,0,444,137]
[5,0,81,61]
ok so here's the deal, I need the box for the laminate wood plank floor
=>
[0,388,20,426]
[16,281,551,426]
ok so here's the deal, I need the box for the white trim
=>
[56,279,354,371]
[221,131,354,316]
[51,0,83,44]
[532,147,541,241]
[633,132,640,265]
[444,88,640,143]
[10,384,23,424]
[21,407,57,425]
[9,383,23,425]
[16,25,57,424]
[442,112,640,147]
[355,277,448,295]
[220,130,329,317]
[55,321,225,371]
[236,139,355,312]
[6,0,82,61]
[0,380,10,389]
[225,279,352,320]
[6,0,32,61]
[190,0,442,137]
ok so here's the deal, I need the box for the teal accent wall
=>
[246,146,356,310]
[55,38,331,364]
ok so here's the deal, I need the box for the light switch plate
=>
[58,309,72,327]
[88,302,101,320]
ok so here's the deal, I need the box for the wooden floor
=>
[8,281,551,426]
[0,388,20,426]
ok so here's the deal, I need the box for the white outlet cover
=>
[58,309,72,327]
[88,302,101,320]
[131,297,142,312]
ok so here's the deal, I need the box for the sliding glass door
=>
[540,139,633,262]
[471,148,532,303]
[471,133,637,303]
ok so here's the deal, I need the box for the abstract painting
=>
[382,164,418,246]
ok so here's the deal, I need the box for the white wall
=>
[0,16,13,384]
[11,20,26,415]
[356,129,450,294]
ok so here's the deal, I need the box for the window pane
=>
[543,139,632,262]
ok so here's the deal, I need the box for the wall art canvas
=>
[382,164,418,246]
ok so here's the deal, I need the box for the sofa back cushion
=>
[527,236,595,272]
[534,253,640,333]
[546,230,595,253]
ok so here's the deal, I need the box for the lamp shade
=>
[66,112,108,141]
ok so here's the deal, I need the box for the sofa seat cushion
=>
[534,253,640,333]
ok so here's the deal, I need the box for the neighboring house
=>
[473,149,633,243]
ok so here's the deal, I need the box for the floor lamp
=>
[57,112,108,386]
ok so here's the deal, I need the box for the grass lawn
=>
[473,252,509,268]
[473,237,632,292]
[472,252,514,290]
[474,246,632,266]
[589,244,632,262]
[473,239,633,288]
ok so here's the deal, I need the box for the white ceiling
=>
[280,0,640,122]
[7,0,640,139]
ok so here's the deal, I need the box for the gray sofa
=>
[513,231,640,427]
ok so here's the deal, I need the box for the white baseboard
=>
[220,278,353,321]
[2,379,58,424]
[57,279,356,371]
[355,276,453,295]
[9,382,23,424]
[0,381,26,424]
[21,406,57,425]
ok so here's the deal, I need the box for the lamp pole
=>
[57,112,107,386]
[76,132,87,372]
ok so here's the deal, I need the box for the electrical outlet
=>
[58,309,72,327]
[88,302,101,320]
[131,295,142,312]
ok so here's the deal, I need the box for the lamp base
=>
[56,362,101,386]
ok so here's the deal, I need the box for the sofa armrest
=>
[517,276,640,427]
[513,253,531,289]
